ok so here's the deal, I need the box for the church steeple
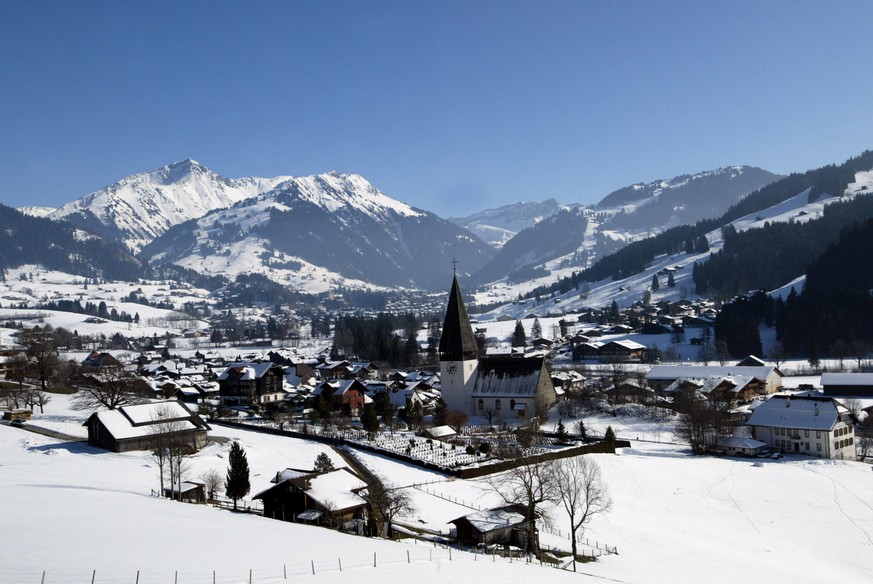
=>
[438,274,478,361]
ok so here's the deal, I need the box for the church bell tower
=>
[438,274,479,414]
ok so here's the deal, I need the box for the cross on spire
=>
[451,257,458,275]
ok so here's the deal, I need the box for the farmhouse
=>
[83,400,210,453]
[254,467,368,532]
[745,395,857,460]
[450,505,532,549]
[646,364,782,394]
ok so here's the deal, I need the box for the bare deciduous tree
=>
[71,364,150,411]
[19,326,59,391]
[365,479,415,538]
[199,468,223,502]
[149,405,193,499]
[486,459,560,554]
[554,456,612,571]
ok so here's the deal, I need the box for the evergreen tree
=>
[531,317,543,339]
[314,452,334,473]
[361,404,379,440]
[651,274,660,291]
[225,441,250,511]
[609,300,620,321]
[512,320,526,347]
[667,271,676,287]
[555,418,569,443]
[604,426,616,445]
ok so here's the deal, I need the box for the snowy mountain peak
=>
[49,160,293,253]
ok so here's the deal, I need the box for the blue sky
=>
[1,1,872,218]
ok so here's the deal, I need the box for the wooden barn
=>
[83,400,209,453]
[450,505,532,549]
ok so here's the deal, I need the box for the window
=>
[805,442,810,450]
[817,443,822,452]
[816,430,821,439]
[510,399,516,410]
[478,399,484,411]
[495,399,501,410]
[804,429,809,438]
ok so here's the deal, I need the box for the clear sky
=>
[1,0,872,218]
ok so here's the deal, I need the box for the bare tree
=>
[555,456,612,571]
[444,409,468,433]
[365,479,415,538]
[149,405,193,499]
[19,326,59,391]
[486,459,560,554]
[199,468,223,502]
[71,364,151,411]
[768,342,788,371]
[22,388,51,413]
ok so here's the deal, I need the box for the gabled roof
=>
[217,362,279,381]
[821,373,873,386]
[472,356,548,398]
[84,400,207,440]
[438,275,478,361]
[746,395,841,431]
[450,505,529,533]
[646,365,779,381]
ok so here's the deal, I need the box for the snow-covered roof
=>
[746,396,841,431]
[647,365,778,381]
[452,507,527,533]
[90,401,202,440]
[718,436,767,450]
[821,373,873,386]
[303,468,368,512]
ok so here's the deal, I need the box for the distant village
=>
[2,276,872,560]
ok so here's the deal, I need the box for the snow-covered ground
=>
[2,392,872,583]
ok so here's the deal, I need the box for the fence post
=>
[311,560,315,575]
[175,570,178,584]
[284,563,287,579]
[136,570,140,584]
[407,550,410,563]
[249,569,252,583]
[41,571,45,584]
[339,557,342,572]
[91,569,96,584]
[374,552,377,567]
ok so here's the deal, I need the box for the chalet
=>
[646,365,782,394]
[820,373,873,397]
[450,505,533,549]
[217,362,285,409]
[83,400,210,453]
[81,350,121,369]
[745,395,857,460]
[573,339,647,363]
[312,378,367,414]
[254,467,368,532]
[316,360,353,380]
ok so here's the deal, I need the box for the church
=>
[438,275,559,421]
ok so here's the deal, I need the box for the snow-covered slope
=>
[448,199,571,248]
[141,172,494,292]
[17,205,56,218]
[50,160,292,253]
[476,169,873,317]
[471,166,780,288]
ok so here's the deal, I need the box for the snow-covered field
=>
[2,393,872,584]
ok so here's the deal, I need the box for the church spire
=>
[438,274,478,361]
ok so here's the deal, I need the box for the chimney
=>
[785,396,791,407]
[814,403,819,416]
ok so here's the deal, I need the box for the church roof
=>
[472,356,548,398]
[438,275,478,361]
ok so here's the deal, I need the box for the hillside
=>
[2,393,871,584]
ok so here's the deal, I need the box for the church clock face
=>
[447,363,458,374]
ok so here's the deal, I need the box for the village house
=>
[745,395,857,460]
[311,378,368,414]
[646,364,782,394]
[83,400,210,453]
[254,467,368,533]
[217,362,285,410]
[450,505,533,549]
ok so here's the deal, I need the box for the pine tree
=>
[314,452,334,473]
[556,418,569,443]
[531,317,543,339]
[604,426,616,445]
[651,274,660,291]
[512,320,527,347]
[667,271,676,287]
[225,441,250,510]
